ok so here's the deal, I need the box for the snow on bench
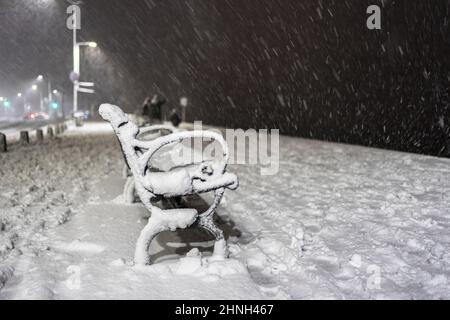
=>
[99,104,239,265]
[120,124,230,203]
[121,123,179,202]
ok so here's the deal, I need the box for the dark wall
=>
[85,0,450,157]
[1,1,449,156]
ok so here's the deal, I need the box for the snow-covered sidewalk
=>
[1,122,450,299]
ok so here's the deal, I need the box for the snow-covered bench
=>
[121,124,179,204]
[99,104,239,265]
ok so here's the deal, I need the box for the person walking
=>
[149,94,166,124]
[169,108,181,127]
[136,97,151,125]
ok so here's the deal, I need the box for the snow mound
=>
[170,248,249,278]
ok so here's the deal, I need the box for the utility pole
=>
[73,8,79,113]
[71,12,97,112]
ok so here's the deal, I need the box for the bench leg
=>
[134,213,167,265]
[134,206,198,265]
[198,215,224,240]
[198,188,226,240]
[198,217,228,260]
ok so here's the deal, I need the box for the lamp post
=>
[53,89,66,119]
[31,84,43,112]
[69,6,97,114]
[17,93,27,116]
[36,74,53,113]
[36,75,43,111]
[72,38,97,113]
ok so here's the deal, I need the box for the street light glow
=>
[17,93,22,97]
[37,75,44,81]
[73,41,98,112]
[53,89,58,94]
[32,84,38,91]
[0,97,4,102]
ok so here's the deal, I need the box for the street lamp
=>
[36,75,53,112]
[52,88,65,119]
[31,82,44,113]
[72,41,98,113]
[16,93,27,114]
[73,42,97,75]
[69,6,97,114]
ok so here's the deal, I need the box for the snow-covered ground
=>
[1,122,450,299]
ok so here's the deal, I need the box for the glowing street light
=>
[16,92,27,112]
[30,82,44,112]
[0,97,4,102]
[73,41,98,113]
[51,88,66,119]
[35,75,54,113]
[77,41,97,49]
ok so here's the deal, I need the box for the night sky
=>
[1,0,450,156]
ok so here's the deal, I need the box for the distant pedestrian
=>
[149,94,166,124]
[169,108,181,127]
[134,97,151,126]
[141,97,151,118]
